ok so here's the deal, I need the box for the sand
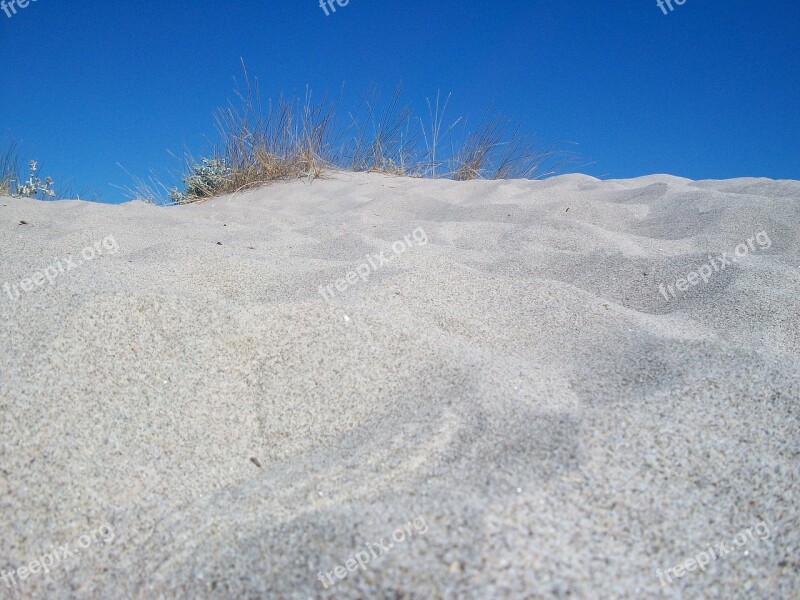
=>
[0,172,798,598]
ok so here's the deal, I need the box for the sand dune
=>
[1,173,798,598]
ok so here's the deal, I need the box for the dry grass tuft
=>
[140,66,574,204]
[215,72,333,192]
[1,141,19,197]
[342,84,419,175]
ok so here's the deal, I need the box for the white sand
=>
[1,172,798,598]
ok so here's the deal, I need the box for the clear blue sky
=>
[2,0,798,202]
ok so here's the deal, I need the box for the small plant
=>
[14,161,56,198]
[1,141,94,200]
[1,154,57,199]
[168,157,232,204]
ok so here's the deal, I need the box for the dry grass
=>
[214,69,333,194]
[452,110,506,181]
[139,66,573,204]
[456,116,572,181]
[1,141,19,197]
[341,84,419,175]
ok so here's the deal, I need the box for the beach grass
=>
[141,67,572,204]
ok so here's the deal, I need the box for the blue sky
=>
[2,0,798,202]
